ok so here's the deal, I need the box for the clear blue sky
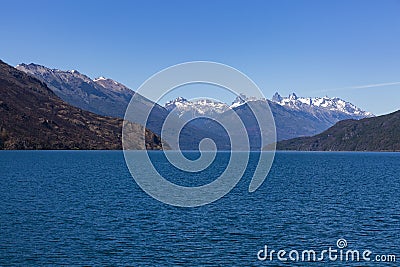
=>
[1,0,399,115]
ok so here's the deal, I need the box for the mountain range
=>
[15,62,376,150]
[0,60,164,150]
[16,63,220,150]
[164,92,373,142]
[16,63,168,127]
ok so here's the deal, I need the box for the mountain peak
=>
[16,62,92,83]
[16,62,137,118]
[164,97,229,118]
[17,63,41,68]
[1,60,165,150]
[92,76,132,93]
[174,96,188,103]
[94,76,107,82]
[164,97,189,110]
[272,92,283,102]
[289,92,298,100]
[230,93,248,107]
[271,92,373,117]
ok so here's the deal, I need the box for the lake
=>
[0,151,399,266]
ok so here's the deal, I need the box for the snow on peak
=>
[69,70,79,74]
[271,92,373,117]
[92,76,131,92]
[160,91,373,121]
[164,97,188,109]
[94,76,107,82]
[272,92,283,102]
[230,93,262,108]
[164,97,229,118]
[230,93,247,107]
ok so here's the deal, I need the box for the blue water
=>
[0,151,399,266]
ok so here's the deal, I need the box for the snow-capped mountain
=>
[230,93,263,108]
[16,61,375,148]
[164,94,266,119]
[15,63,220,150]
[165,92,373,120]
[271,92,373,117]
[165,97,230,119]
[163,92,374,142]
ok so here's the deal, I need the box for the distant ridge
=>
[165,93,373,142]
[15,63,164,119]
[16,62,375,148]
[271,92,373,117]
[15,63,218,150]
[269,110,400,152]
[0,60,164,150]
